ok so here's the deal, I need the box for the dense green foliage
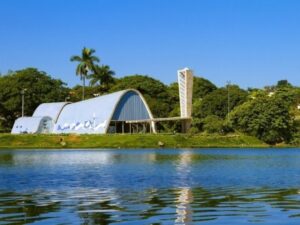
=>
[230,90,299,144]
[193,77,217,99]
[88,64,115,91]
[195,85,248,119]
[202,115,226,134]
[0,68,68,129]
[1,50,300,145]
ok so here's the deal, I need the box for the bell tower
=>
[177,68,193,132]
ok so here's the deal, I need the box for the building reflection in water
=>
[175,150,194,224]
[11,151,115,166]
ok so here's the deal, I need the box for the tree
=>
[229,95,295,144]
[195,85,248,119]
[277,79,292,88]
[89,64,115,91]
[68,85,101,102]
[0,68,69,130]
[167,82,179,104]
[202,115,224,134]
[192,98,202,118]
[193,77,217,99]
[70,47,99,100]
[274,87,300,107]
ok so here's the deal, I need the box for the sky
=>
[0,0,300,88]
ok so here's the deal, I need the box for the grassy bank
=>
[0,133,270,149]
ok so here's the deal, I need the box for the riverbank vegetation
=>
[0,133,267,149]
[1,47,300,146]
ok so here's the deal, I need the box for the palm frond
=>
[70,55,82,62]
[90,56,100,63]
[89,48,96,54]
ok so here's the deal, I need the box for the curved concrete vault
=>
[11,89,155,134]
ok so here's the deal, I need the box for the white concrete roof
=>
[53,89,153,134]
[33,102,69,122]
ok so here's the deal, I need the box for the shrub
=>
[202,115,224,134]
[230,96,295,144]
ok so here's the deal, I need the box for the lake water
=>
[1,149,300,224]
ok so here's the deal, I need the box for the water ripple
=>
[1,149,300,224]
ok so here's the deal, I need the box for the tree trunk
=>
[82,76,85,100]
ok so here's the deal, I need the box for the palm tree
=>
[70,47,99,100]
[89,64,115,91]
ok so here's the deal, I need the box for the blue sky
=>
[0,0,300,88]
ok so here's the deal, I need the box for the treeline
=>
[1,48,300,145]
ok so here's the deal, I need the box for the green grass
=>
[0,133,269,149]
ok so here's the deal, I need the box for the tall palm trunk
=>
[82,76,85,100]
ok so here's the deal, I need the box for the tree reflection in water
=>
[0,191,61,224]
[76,189,123,225]
[2,149,300,224]
[1,187,300,224]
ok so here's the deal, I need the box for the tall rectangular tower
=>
[177,68,193,132]
[178,68,193,118]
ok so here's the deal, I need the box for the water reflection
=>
[1,187,300,224]
[0,191,61,224]
[175,187,193,224]
[175,151,193,224]
[1,149,300,224]
[0,149,244,167]
[76,188,122,225]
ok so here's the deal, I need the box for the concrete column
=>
[181,120,192,133]
[178,68,193,133]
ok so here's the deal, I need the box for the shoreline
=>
[0,133,296,149]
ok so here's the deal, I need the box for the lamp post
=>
[21,89,27,117]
